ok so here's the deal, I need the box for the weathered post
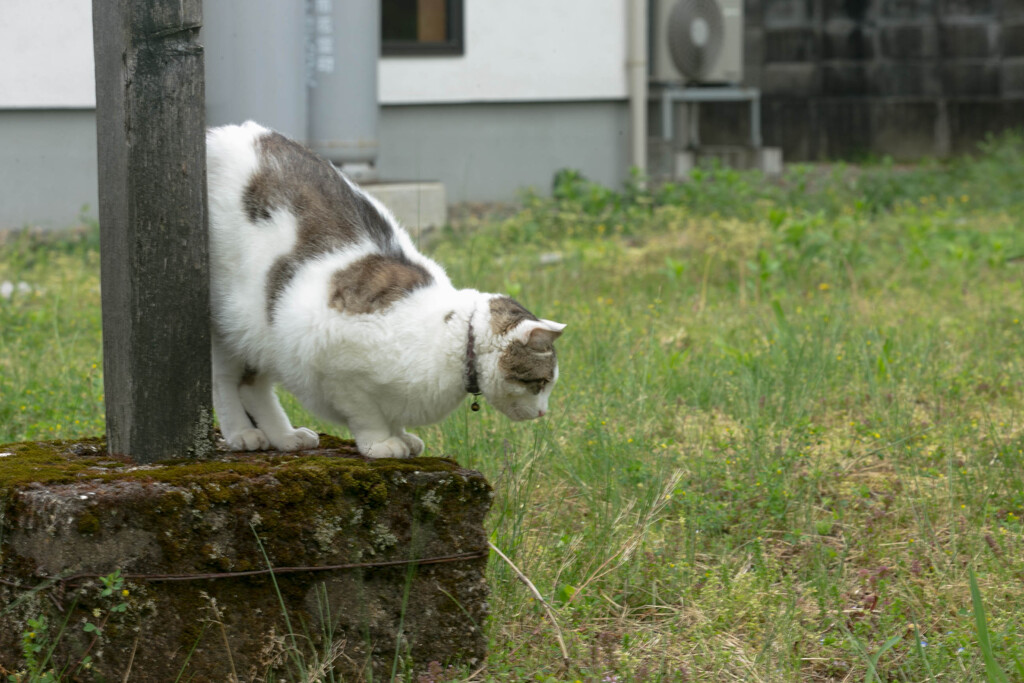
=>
[1,4,489,676]
[92,0,213,461]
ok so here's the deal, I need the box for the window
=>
[382,0,464,56]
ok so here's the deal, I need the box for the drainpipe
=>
[627,0,648,187]
[307,0,380,181]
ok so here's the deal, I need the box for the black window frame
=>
[381,0,464,57]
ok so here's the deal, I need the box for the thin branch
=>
[488,540,570,671]
[121,635,139,683]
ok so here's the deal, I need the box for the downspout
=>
[627,0,648,187]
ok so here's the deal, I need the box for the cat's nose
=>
[538,409,546,417]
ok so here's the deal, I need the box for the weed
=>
[5,571,129,683]
[3,132,1024,680]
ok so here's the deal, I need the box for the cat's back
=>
[208,120,400,242]
[207,120,427,268]
[206,122,448,359]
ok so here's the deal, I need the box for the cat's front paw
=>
[361,436,413,459]
[269,427,320,452]
[226,428,270,451]
[398,431,424,456]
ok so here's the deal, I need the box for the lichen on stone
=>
[420,487,442,515]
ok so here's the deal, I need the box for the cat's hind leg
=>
[237,372,319,452]
[329,389,416,458]
[359,435,412,459]
[212,341,270,450]
[345,410,414,459]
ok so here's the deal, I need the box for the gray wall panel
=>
[0,109,99,231]
[378,101,631,203]
[1,101,631,229]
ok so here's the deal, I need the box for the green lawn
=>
[2,134,1024,681]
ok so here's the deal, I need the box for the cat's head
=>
[478,296,565,422]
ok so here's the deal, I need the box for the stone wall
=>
[730,0,1024,159]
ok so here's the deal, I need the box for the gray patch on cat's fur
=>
[329,254,433,315]
[243,132,401,320]
[498,341,557,394]
[489,296,539,335]
[240,365,259,386]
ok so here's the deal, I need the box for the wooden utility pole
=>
[92,0,213,462]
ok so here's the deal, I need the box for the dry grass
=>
[3,135,1024,680]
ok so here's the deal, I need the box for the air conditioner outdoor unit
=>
[651,0,744,85]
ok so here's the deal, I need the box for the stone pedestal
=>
[0,436,491,681]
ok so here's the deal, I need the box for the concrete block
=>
[744,28,765,88]
[939,22,997,59]
[669,146,782,177]
[762,63,822,95]
[823,22,874,60]
[363,181,448,241]
[762,97,817,159]
[745,27,766,68]
[743,62,765,89]
[693,101,755,146]
[0,437,492,680]
[948,100,1024,153]
[764,27,820,62]
[942,62,1000,95]
[757,146,785,175]
[879,23,938,59]
[816,100,873,157]
[674,150,696,180]
[879,0,936,19]
[870,63,942,97]
[1002,57,1024,96]
[1006,0,1024,19]
[823,64,869,95]
[941,0,995,17]
[647,134,683,181]
[764,0,815,26]
[822,0,871,21]
[1004,23,1024,57]
[744,0,764,23]
[872,100,943,159]
[699,146,752,169]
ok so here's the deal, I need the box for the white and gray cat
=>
[206,121,565,459]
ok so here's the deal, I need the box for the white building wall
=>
[1,0,630,108]
[0,0,95,108]
[0,0,634,227]
[380,0,629,104]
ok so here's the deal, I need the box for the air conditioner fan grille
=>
[667,0,726,82]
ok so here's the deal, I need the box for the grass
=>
[2,131,1024,681]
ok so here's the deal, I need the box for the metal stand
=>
[655,85,762,148]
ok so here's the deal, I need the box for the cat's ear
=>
[514,319,566,350]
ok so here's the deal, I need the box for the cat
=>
[205,121,565,459]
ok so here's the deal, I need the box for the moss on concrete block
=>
[0,436,492,680]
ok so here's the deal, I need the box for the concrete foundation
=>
[363,181,448,239]
[649,141,784,181]
[0,436,491,680]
